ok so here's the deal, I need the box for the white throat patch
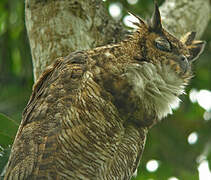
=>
[125,62,186,119]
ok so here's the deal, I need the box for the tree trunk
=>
[25,0,127,81]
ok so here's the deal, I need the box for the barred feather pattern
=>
[4,50,148,180]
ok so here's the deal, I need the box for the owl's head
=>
[130,2,205,80]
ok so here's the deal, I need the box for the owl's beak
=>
[178,55,189,74]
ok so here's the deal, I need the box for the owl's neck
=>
[90,42,188,122]
[125,62,187,120]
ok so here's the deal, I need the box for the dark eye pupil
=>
[155,38,172,52]
[156,42,168,51]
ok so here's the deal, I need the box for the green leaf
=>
[0,113,18,147]
[0,133,13,149]
[0,146,11,179]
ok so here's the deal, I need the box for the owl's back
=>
[4,51,146,180]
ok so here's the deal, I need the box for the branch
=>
[160,0,210,39]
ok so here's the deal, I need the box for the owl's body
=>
[4,4,205,180]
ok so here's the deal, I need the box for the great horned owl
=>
[4,3,205,180]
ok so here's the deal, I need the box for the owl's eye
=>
[155,37,172,52]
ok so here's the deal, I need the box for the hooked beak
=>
[177,55,189,74]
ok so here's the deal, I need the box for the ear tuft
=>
[180,32,196,45]
[149,2,162,33]
[187,40,206,62]
[128,11,146,27]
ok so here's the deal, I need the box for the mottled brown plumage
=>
[4,3,205,180]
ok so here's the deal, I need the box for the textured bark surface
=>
[160,0,210,39]
[25,0,126,81]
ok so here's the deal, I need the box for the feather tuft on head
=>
[149,1,162,33]
[127,11,146,28]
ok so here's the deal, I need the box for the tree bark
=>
[160,0,210,39]
[25,0,126,81]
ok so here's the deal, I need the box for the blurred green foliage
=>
[0,0,33,120]
[0,113,18,148]
[0,0,210,179]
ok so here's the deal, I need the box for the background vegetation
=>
[0,0,210,179]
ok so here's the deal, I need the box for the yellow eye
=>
[155,37,172,52]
